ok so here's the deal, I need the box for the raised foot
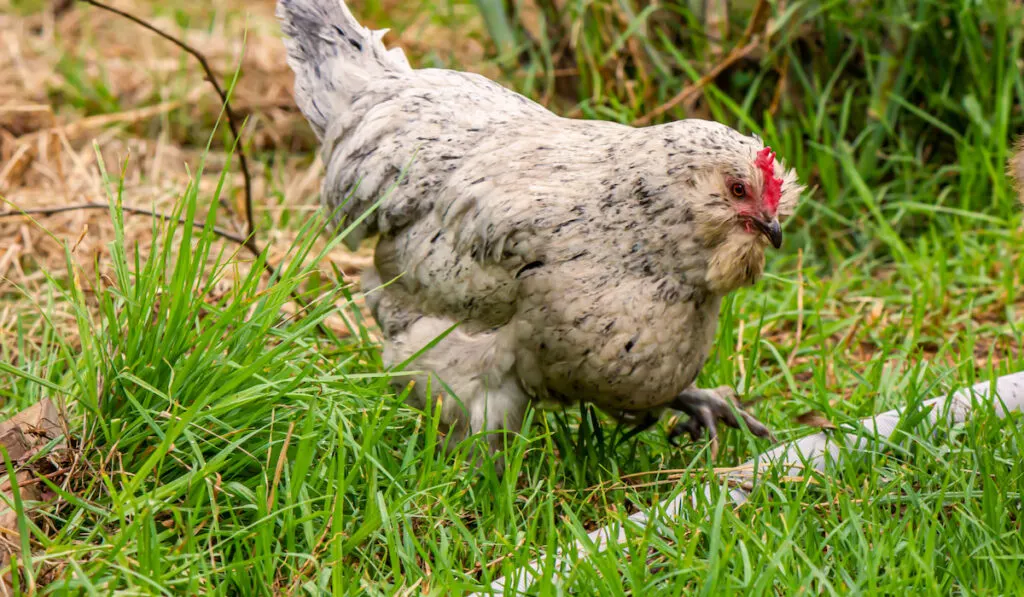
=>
[668,385,776,458]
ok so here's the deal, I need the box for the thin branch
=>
[632,37,760,127]
[75,0,336,339]
[79,0,255,242]
[633,0,772,127]
[0,467,72,493]
[768,52,790,115]
[0,203,247,245]
[1,201,337,337]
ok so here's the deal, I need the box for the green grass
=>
[1,0,1024,594]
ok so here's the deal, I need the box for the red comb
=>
[755,146,782,213]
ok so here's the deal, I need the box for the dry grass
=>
[0,1,1022,593]
[0,0,380,349]
[2,0,1021,393]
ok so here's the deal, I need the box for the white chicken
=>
[277,0,804,471]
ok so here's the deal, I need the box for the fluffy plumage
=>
[278,0,805,469]
[1010,136,1024,205]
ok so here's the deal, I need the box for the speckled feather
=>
[278,0,804,463]
[1010,136,1024,206]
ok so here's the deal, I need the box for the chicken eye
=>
[730,182,747,198]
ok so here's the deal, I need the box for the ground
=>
[0,0,1023,594]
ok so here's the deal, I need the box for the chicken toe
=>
[667,386,775,458]
[277,0,805,473]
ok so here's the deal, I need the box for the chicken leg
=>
[668,386,775,458]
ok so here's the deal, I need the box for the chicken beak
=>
[752,217,783,249]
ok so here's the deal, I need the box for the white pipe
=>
[477,371,1024,596]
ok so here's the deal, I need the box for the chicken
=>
[1011,137,1024,204]
[277,0,805,469]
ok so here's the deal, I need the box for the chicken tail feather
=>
[276,0,411,138]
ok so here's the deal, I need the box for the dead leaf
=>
[0,399,65,595]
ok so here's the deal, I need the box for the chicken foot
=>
[668,385,775,458]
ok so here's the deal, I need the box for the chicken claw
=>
[668,386,775,458]
[277,0,803,475]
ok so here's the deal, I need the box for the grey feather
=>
[278,0,805,473]
[277,0,411,139]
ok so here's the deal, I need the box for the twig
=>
[0,203,247,246]
[76,0,337,339]
[633,38,760,127]
[478,372,1024,595]
[633,0,772,127]
[284,516,338,596]
[0,467,72,494]
[768,53,790,115]
[463,536,528,581]
[79,0,255,242]
[0,203,335,338]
